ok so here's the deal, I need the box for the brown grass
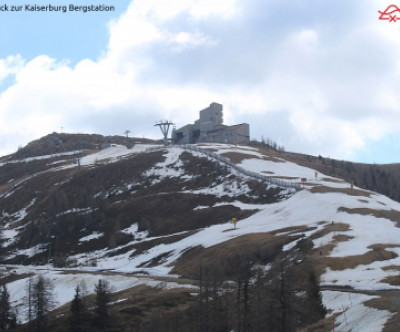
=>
[263,156,285,162]
[269,175,299,180]
[338,207,400,226]
[0,272,33,285]
[332,234,354,242]
[326,244,398,271]
[219,151,285,165]
[302,289,400,332]
[0,184,11,196]
[298,315,339,332]
[199,147,218,152]
[171,232,292,279]
[126,230,199,258]
[379,263,400,286]
[271,225,317,236]
[295,226,397,282]
[382,265,400,272]
[309,222,351,241]
[320,177,343,183]
[364,290,400,332]
[358,199,369,203]
[381,275,400,286]
[310,185,371,197]
[44,284,198,332]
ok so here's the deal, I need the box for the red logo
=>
[378,4,400,22]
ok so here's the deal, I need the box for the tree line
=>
[0,256,326,331]
[0,276,112,332]
[141,256,326,332]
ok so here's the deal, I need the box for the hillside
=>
[251,142,400,203]
[1,133,400,331]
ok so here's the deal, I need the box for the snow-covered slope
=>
[1,142,400,330]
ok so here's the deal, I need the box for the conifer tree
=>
[93,280,111,328]
[305,271,326,321]
[0,285,10,330]
[69,285,85,332]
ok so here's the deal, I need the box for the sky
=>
[1,0,400,163]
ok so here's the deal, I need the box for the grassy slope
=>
[4,136,400,331]
[262,144,400,202]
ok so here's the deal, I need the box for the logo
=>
[378,4,400,22]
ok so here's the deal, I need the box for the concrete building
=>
[172,103,250,144]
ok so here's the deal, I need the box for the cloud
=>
[0,0,238,155]
[0,55,24,82]
[0,0,400,163]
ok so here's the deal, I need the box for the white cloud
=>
[1,0,400,163]
[189,0,238,19]
[0,0,239,156]
[0,55,24,82]
[169,31,217,52]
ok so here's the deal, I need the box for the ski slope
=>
[3,143,400,331]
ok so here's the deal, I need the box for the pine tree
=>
[0,285,10,330]
[69,285,85,332]
[93,280,111,328]
[305,271,326,321]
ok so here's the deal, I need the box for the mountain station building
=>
[172,103,250,145]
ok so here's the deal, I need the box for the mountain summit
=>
[1,133,400,331]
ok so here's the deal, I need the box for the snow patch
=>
[79,232,104,243]
[322,291,393,332]
[121,223,148,240]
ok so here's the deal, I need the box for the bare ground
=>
[310,185,371,197]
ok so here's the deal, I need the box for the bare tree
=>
[27,275,53,332]
[25,277,33,327]
[0,285,15,330]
